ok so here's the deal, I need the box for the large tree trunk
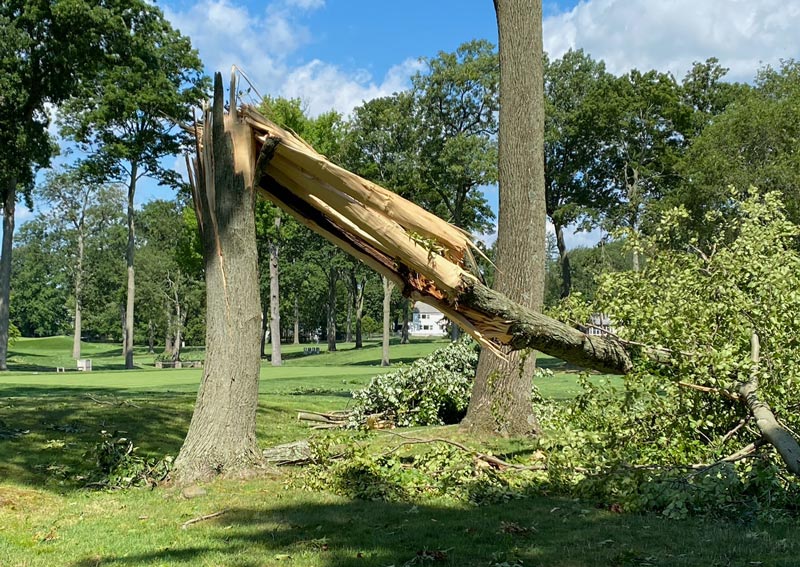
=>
[124,162,138,369]
[382,276,393,366]
[462,0,546,437]
[326,266,337,352]
[554,222,572,298]
[72,229,85,359]
[174,73,265,485]
[269,218,282,366]
[0,180,16,371]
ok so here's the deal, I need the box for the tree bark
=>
[740,333,800,475]
[554,222,572,298]
[124,161,138,369]
[462,0,546,437]
[293,297,300,344]
[326,266,337,352]
[269,217,282,366]
[401,299,410,344]
[382,276,393,366]
[174,73,265,484]
[0,180,16,371]
[72,229,85,359]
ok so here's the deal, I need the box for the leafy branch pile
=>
[349,337,480,427]
[84,431,172,489]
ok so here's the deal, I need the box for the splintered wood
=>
[189,100,636,374]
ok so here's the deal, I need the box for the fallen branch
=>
[87,394,141,408]
[180,509,228,530]
[380,431,546,472]
[677,381,741,402]
[738,333,800,475]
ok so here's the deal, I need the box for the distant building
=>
[410,302,448,337]
[583,313,614,337]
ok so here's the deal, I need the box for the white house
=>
[409,302,448,337]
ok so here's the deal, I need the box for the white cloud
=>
[163,0,421,117]
[281,58,423,117]
[284,0,325,9]
[544,0,800,81]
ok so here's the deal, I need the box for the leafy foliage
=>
[351,338,479,427]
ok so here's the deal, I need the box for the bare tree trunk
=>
[165,307,174,357]
[326,267,337,352]
[632,249,641,273]
[462,0,546,437]
[401,299,410,344]
[174,73,265,484]
[269,218,282,366]
[355,280,365,349]
[293,297,300,344]
[174,287,183,361]
[72,230,85,359]
[345,292,353,343]
[554,222,572,298]
[382,276,393,366]
[124,161,138,369]
[0,181,15,371]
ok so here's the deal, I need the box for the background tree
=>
[674,60,800,240]
[59,3,206,368]
[462,0,546,436]
[544,49,612,297]
[593,69,691,269]
[0,0,128,369]
[35,169,124,358]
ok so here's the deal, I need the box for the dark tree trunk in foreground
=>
[174,74,264,484]
[401,299,410,344]
[0,181,16,371]
[382,276,393,366]
[462,0,546,437]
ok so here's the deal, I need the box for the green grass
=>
[1,336,796,566]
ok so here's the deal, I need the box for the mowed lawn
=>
[1,337,796,567]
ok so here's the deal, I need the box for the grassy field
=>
[1,336,797,566]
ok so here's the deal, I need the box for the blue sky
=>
[28,0,800,248]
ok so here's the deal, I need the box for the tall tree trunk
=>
[345,292,353,343]
[293,297,300,344]
[148,320,155,354]
[0,181,16,371]
[173,288,183,361]
[165,307,174,357]
[462,0,546,437]
[326,267,337,352]
[382,276,393,366]
[260,306,268,358]
[355,280,364,349]
[554,222,572,298]
[124,161,138,369]
[269,219,282,366]
[72,230,85,359]
[174,73,264,484]
[401,299,410,344]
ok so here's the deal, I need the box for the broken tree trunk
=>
[238,107,637,375]
[173,73,265,484]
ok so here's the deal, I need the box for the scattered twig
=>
[379,431,546,471]
[87,394,141,408]
[180,509,228,530]
[677,381,741,402]
[720,418,749,445]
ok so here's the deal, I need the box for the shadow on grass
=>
[0,388,194,491]
[68,491,800,567]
